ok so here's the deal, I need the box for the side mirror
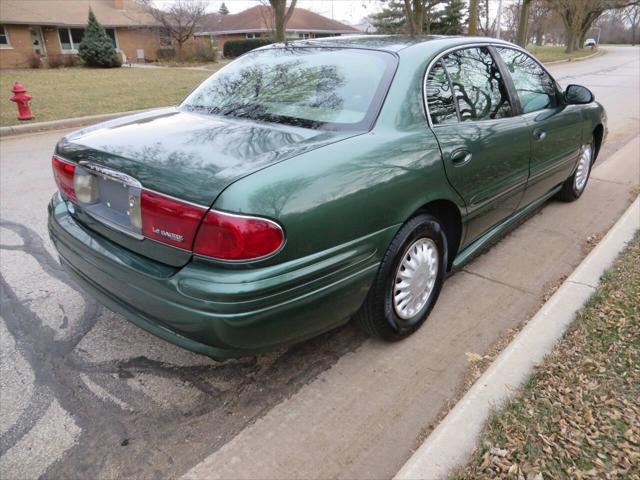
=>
[565,84,594,104]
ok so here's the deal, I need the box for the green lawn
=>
[454,232,640,479]
[0,66,214,127]
[527,45,597,63]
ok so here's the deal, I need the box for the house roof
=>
[197,5,358,35]
[0,0,159,27]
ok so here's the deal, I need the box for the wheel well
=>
[593,124,604,161]
[415,200,462,271]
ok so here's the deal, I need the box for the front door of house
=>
[29,26,46,56]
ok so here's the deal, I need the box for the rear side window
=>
[441,47,513,122]
[497,47,557,114]
[425,60,458,125]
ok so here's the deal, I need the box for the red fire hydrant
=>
[10,82,34,121]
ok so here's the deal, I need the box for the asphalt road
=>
[1,46,639,480]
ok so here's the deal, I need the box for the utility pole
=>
[496,0,503,39]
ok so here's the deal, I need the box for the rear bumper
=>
[48,194,394,357]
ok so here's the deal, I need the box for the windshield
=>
[181,47,397,131]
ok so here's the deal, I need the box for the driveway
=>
[1,45,638,479]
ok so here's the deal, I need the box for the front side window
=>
[0,25,10,46]
[497,47,557,114]
[442,47,512,122]
[182,47,396,130]
[425,60,458,125]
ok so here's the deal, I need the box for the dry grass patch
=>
[454,231,640,480]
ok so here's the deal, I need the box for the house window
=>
[298,33,310,39]
[159,28,171,47]
[58,27,117,52]
[245,33,261,39]
[0,25,10,47]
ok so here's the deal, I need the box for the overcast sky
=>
[154,0,514,26]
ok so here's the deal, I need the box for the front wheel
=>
[556,141,594,202]
[355,214,447,341]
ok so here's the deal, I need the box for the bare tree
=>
[139,0,206,61]
[549,0,639,53]
[268,0,298,42]
[468,0,479,35]
[624,4,640,43]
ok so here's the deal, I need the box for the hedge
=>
[223,38,272,58]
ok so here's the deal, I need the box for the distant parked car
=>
[49,36,607,357]
[585,38,597,48]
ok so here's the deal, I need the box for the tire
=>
[355,214,447,341]
[556,140,594,202]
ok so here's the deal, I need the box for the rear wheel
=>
[556,140,594,202]
[355,214,447,341]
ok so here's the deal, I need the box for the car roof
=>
[272,34,515,53]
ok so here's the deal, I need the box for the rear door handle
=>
[450,149,472,166]
[534,129,547,141]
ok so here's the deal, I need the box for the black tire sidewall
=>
[375,215,447,339]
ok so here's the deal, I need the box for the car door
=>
[495,47,583,206]
[425,46,531,245]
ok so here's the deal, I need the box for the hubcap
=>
[392,238,439,320]
[574,144,592,191]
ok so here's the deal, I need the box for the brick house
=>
[197,5,359,51]
[0,0,172,68]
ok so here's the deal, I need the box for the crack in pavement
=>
[460,269,537,296]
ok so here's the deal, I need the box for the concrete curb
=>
[395,195,640,480]
[0,108,155,138]
[544,48,604,65]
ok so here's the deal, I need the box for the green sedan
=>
[48,36,606,357]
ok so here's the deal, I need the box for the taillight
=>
[52,156,77,202]
[193,210,284,261]
[140,190,207,250]
[52,155,284,260]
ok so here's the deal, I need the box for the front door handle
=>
[534,129,547,141]
[450,149,472,166]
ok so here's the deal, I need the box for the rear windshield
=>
[181,47,397,131]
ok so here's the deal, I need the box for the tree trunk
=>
[177,41,184,61]
[516,0,531,47]
[565,29,577,53]
[468,0,479,36]
[275,22,285,42]
[579,30,588,49]
[270,0,297,43]
[272,0,285,42]
[404,0,424,36]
